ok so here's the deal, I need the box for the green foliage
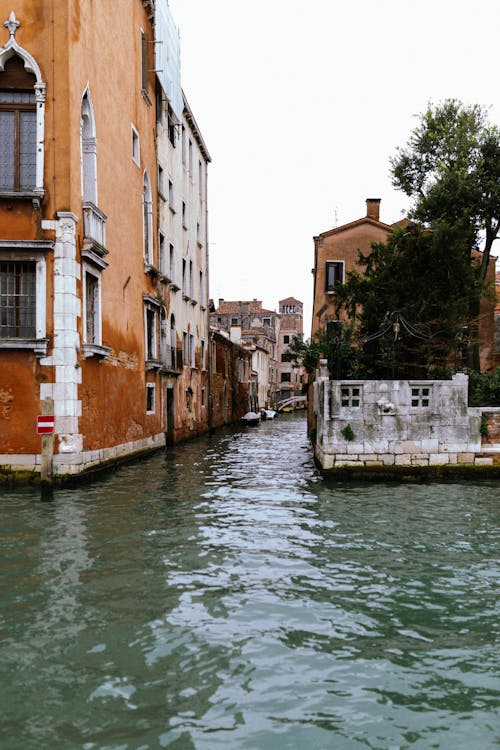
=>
[341,424,355,442]
[285,327,365,379]
[333,224,478,379]
[469,368,500,406]
[480,414,489,438]
[390,99,500,284]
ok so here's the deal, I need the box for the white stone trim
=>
[0,12,46,197]
[0,432,166,475]
[82,261,103,346]
[39,213,83,453]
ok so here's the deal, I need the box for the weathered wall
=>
[0,1,168,475]
[313,368,499,472]
[210,333,251,429]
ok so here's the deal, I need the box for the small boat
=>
[241,411,261,426]
[260,409,277,420]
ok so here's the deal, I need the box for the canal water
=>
[1,414,499,749]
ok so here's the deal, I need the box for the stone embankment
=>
[312,367,500,478]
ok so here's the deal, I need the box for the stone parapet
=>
[313,374,500,478]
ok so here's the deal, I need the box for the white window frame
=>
[0,18,46,203]
[157,162,165,199]
[142,170,153,266]
[131,124,140,166]
[325,260,345,293]
[201,339,206,371]
[146,383,156,414]
[82,263,102,346]
[0,241,51,355]
[168,179,174,210]
[144,296,161,368]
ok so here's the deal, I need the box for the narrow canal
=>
[1,414,499,749]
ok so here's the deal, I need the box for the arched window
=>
[143,171,153,265]
[0,12,45,202]
[81,90,97,204]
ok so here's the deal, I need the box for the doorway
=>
[166,386,175,446]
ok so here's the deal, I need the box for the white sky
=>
[168,0,500,336]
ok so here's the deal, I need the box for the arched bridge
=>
[276,395,307,411]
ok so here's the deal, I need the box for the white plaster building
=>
[156,88,211,441]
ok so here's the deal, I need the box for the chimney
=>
[218,298,224,306]
[366,198,381,222]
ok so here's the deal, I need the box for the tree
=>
[333,224,479,378]
[390,99,500,284]
[284,324,364,380]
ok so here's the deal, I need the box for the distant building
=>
[209,330,253,428]
[277,297,305,406]
[156,90,211,443]
[210,299,279,409]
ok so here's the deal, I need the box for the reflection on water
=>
[1,414,499,749]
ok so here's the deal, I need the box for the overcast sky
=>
[168,0,500,335]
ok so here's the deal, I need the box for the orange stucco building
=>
[312,199,402,336]
[0,1,209,477]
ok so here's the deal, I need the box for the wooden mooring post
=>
[39,397,55,494]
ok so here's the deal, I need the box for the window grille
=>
[341,386,361,408]
[411,386,430,408]
[85,273,98,344]
[0,260,36,337]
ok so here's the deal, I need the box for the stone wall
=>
[313,366,499,473]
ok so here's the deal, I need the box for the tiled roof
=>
[215,300,275,315]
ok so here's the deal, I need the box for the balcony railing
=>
[160,343,182,373]
[83,201,107,250]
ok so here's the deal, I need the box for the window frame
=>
[146,382,156,414]
[0,32,46,204]
[410,384,432,409]
[341,385,362,408]
[82,264,101,347]
[0,240,51,354]
[325,260,345,293]
[143,295,161,369]
[131,124,140,166]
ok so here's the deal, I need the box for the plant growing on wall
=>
[341,424,355,442]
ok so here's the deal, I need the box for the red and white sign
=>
[37,415,55,435]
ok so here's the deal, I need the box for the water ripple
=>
[1,415,499,749]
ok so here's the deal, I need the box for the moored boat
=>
[241,411,261,426]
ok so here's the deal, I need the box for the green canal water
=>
[1,414,499,749]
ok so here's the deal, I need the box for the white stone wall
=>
[0,432,165,476]
[313,369,493,470]
[39,213,83,454]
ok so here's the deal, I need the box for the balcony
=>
[82,202,108,263]
[159,344,182,375]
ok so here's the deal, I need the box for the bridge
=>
[276,395,307,411]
